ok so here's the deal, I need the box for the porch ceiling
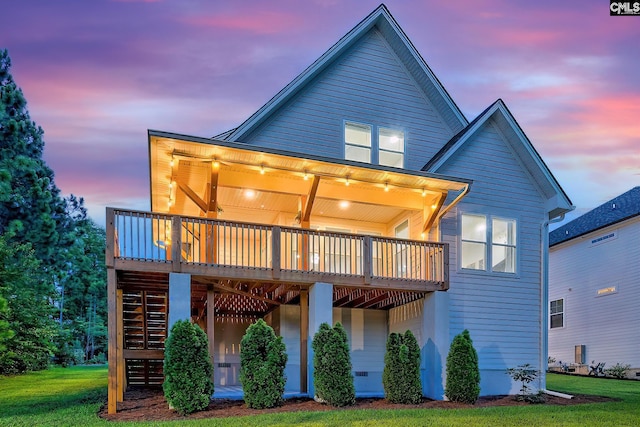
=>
[149,131,471,226]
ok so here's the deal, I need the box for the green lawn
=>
[1,367,639,426]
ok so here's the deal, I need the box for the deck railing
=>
[107,208,449,288]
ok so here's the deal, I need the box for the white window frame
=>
[549,298,564,329]
[460,213,518,274]
[343,121,405,168]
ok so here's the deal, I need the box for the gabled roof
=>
[550,186,640,246]
[221,4,467,141]
[422,99,573,219]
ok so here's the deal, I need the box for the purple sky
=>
[2,0,639,227]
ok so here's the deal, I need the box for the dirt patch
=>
[99,388,615,422]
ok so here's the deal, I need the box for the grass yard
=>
[1,367,639,426]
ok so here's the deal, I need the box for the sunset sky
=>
[2,0,639,227]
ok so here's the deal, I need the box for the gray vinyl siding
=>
[436,118,546,376]
[237,28,454,171]
[334,307,387,394]
[549,217,640,369]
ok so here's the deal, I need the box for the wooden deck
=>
[106,208,449,292]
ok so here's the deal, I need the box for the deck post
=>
[171,216,182,272]
[207,286,215,382]
[307,282,333,398]
[422,291,450,400]
[363,236,372,284]
[299,290,309,393]
[116,288,124,402]
[168,273,191,330]
[107,267,118,414]
[272,226,281,279]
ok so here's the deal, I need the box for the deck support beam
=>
[307,282,333,398]
[299,290,309,393]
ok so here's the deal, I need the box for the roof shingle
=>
[549,186,640,246]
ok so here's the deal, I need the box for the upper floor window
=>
[345,122,371,163]
[550,298,564,329]
[461,214,517,273]
[344,122,404,167]
[379,128,404,168]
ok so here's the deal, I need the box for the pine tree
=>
[383,330,422,404]
[239,319,288,409]
[0,236,58,374]
[311,322,355,407]
[0,49,66,265]
[0,49,108,369]
[445,329,480,403]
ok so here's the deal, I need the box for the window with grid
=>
[550,298,564,329]
[345,122,371,163]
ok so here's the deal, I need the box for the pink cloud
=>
[183,10,301,35]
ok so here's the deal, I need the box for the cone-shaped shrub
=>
[163,320,214,415]
[312,322,355,407]
[445,329,480,403]
[383,330,422,403]
[239,319,288,409]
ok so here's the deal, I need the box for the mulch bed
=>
[99,388,615,422]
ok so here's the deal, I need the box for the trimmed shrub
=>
[312,322,355,407]
[163,320,214,415]
[239,319,288,409]
[605,362,631,379]
[445,329,480,404]
[382,330,422,404]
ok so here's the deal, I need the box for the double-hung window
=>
[344,122,404,167]
[461,214,517,273]
[550,299,564,329]
[345,122,371,163]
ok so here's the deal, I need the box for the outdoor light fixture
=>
[384,182,389,192]
[260,164,265,174]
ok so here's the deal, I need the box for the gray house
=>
[106,4,572,413]
[549,187,640,377]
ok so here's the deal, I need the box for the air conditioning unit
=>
[575,345,585,364]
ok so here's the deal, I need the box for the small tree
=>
[605,362,631,379]
[163,320,213,415]
[383,330,422,404]
[506,364,538,400]
[312,322,355,407]
[239,319,288,409]
[445,329,480,404]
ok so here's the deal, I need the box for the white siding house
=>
[549,187,640,377]
[106,4,573,413]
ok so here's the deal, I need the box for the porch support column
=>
[299,290,309,393]
[422,291,450,400]
[206,286,215,382]
[107,267,118,414]
[168,273,191,330]
[307,282,333,398]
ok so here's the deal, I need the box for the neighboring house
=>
[549,187,640,377]
[106,5,572,413]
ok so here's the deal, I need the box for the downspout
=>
[540,212,565,392]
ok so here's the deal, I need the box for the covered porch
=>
[106,131,470,413]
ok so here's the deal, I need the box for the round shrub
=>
[312,322,355,407]
[383,330,422,404]
[163,320,214,415]
[239,319,288,409]
[445,329,480,404]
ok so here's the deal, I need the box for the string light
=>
[422,188,426,197]
[303,170,309,180]
[260,164,265,175]
[384,182,389,192]
[345,175,350,186]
